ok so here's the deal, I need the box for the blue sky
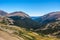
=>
[0,0,60,16]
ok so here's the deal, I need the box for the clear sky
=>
[0,0,60,16]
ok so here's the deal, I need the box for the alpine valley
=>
[0,10,60,40]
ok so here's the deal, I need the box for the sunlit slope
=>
[0,30,22,40]
[0,23,60,40]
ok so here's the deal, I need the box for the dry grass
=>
[0,30,21,40]
[0,23,60,40]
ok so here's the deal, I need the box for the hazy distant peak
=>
[0,10,8,16]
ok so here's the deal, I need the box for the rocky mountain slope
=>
[8,16,40,29]
[34,11,60,24]
[0,10,40,29]
[0,23,59,40]
[34,11,60,37]
[0,10,60,40]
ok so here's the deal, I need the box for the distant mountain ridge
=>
[8,11,30,18]
[0,10,30,18]
[0,10,8,16]
[34,11,60,24]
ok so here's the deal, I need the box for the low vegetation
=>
[0,23,60,40]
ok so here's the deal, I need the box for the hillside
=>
[0,10,41,29]
[8,16,40,29]
[0,10,60,40]
[34,11,60,24]
[35,20,60,37]
[0,23,60,40]
[0,31,20,40]
[34,12,60,37]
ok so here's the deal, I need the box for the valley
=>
[0,10,60,40]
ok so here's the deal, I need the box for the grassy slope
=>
[0,23,60,40]
[0,30,20,40]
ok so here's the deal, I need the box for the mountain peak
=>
[33,11,60,24]
[43,11,60,17]
[48,11,60,16]
[8,11,30,18]
[0,10,8,16]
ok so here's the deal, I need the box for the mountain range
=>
[0,10,60,40]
